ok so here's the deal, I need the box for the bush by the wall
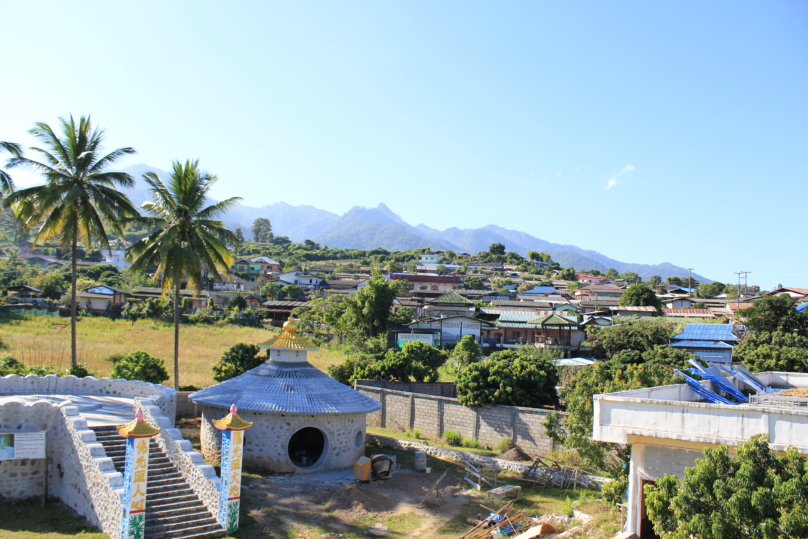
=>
[110,350,169,384]
[443,430,462,447]
[495,437,515,454]
[65,363,95,378]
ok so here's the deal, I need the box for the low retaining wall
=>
[0,374,177,421]
[356,384,562,456]
[177,391,199,418]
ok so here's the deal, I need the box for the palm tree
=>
[0,141,21,195]
[126,160,240,389]
[4,115,138,368]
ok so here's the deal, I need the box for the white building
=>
[593,371,808,538]
[418,252,443,264]
[102,250,132,271]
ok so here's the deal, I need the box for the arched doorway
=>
[288,427,327,468]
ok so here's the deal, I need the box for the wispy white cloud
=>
[605,164,635,190]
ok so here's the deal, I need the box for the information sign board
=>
[0,431,47,461]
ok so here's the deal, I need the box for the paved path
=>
[0,393,136,426]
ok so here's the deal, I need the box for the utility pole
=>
[734,271,751,309]
[687,268,694,297]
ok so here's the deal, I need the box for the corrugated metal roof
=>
[429,291,475,305]
[529,314,578,326]
[495,321,532,328]
[610,306,658,312]
[189,361,381,415]
[672,323,738,342]
[495,311,566,320]
[671,340,734,349]
[555,358,595,366]
[261,301,310,307]
[520,286,559,295]
[663,309,714,315]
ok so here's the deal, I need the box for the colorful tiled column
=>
[214,403,253,533]
[117,408,161,539]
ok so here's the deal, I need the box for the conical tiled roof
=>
[429,291,474,305]
[257,317,319,351]
[189,361,381,415]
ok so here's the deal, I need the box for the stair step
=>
[148,475,185,487]
[145,521,223,539]
[146,515,218,532]
[148,482,192,495]
[147,495,204,509]
[147,504,210,519]
[148,488,195,501]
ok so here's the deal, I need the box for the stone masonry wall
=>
[357,385,564,456]
[0,374,177,421]
[0,398,124,536]
[137,398,221,520]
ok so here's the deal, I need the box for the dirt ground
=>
[241,470,471,538]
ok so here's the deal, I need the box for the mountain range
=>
[121,164,709,282]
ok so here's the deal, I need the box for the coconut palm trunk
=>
[71,239,78,367]
[173,279,181,390]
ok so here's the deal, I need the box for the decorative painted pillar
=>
[213,403,253,533]
[117,408,161,539]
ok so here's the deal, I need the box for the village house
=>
[232,256,281,277]
[764,286,808,299]
[279,271,326,287]
[389,272,463,291]
[607,305,658,318]
[669,323,738,363]
[101,249,133,271]
[406,314,491,346]
[76,285,131,313]
[574,283,625,298]
[575,273,610,284]
[418,251,443,264]
[130,287,211,309]
[324,278,367,292]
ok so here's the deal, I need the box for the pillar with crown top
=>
[117,408,161,539]
[213,403,253,532]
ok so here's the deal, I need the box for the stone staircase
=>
[91,426,224,539]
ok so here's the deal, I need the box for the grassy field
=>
[0,316,348,388]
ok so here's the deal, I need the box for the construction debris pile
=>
[461,502,584,539]
[521,457,594,489]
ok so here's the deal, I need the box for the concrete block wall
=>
[137,398,221,520]
[357,384,563,456]
[354,380,457,398]
[0,400,59,499]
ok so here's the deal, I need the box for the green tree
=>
[606,268,618,279]
[283,284,304,299]
[234,228,245,245]
[228,294,247,310]
[645,434,808,539]
[387,260,402,273]
[619,271,641,284]
[648,275,662,290]
[589,317,676,357]
[456,349,559,408]
[553,359,682,471]
[211,343,264,382]
[739,294,808,336]
[126,160,240,389]
[488,242,506,256]
[341,269,405,338]
[697,281,725,299]
[436,264,447,275]
[527,251,540,261]
[387,306,413,328]
[261,282,283,300]
[619,283,662,313]
[735,331,808,373]
[5,115,139,368]
[463,275,485,290]
[110,350,169,384]
[449,334,483,372]
[0,141,21,196]
[559,267,577,281]
[250,218,273,243]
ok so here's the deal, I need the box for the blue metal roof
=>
[555,358,595,366]
[797,303,808,313]
[671,340,734,349]
[672,323,738,343]
[520,286,558,295]
[189,361,381,415]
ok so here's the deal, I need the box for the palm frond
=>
[196,197,242,220]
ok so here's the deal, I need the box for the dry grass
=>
[0,316,348,388]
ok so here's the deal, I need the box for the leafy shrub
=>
[495,437,514,454]
[601,474,628,506]
[404,429,422,440]
[448,335,483,373]
[178,385,201,391]
[228,294,247,311]
[211,343,264,382]
[443,430,462,447]
[186,308,223,324]
[562,496,574,517]
[110,351,169,384]
[65,363,95,378]
[461,437,481,449]
[456,349,559,408]
[0,356,58,376]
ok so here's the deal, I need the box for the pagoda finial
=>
[117,407,161,438]
[213,403,253,431]
[135,408,144,422]
[230,403,238,415]
[283,316,298,334]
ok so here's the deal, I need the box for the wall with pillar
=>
[356,383,563,455]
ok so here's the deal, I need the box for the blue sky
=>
[1,1,806,289]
